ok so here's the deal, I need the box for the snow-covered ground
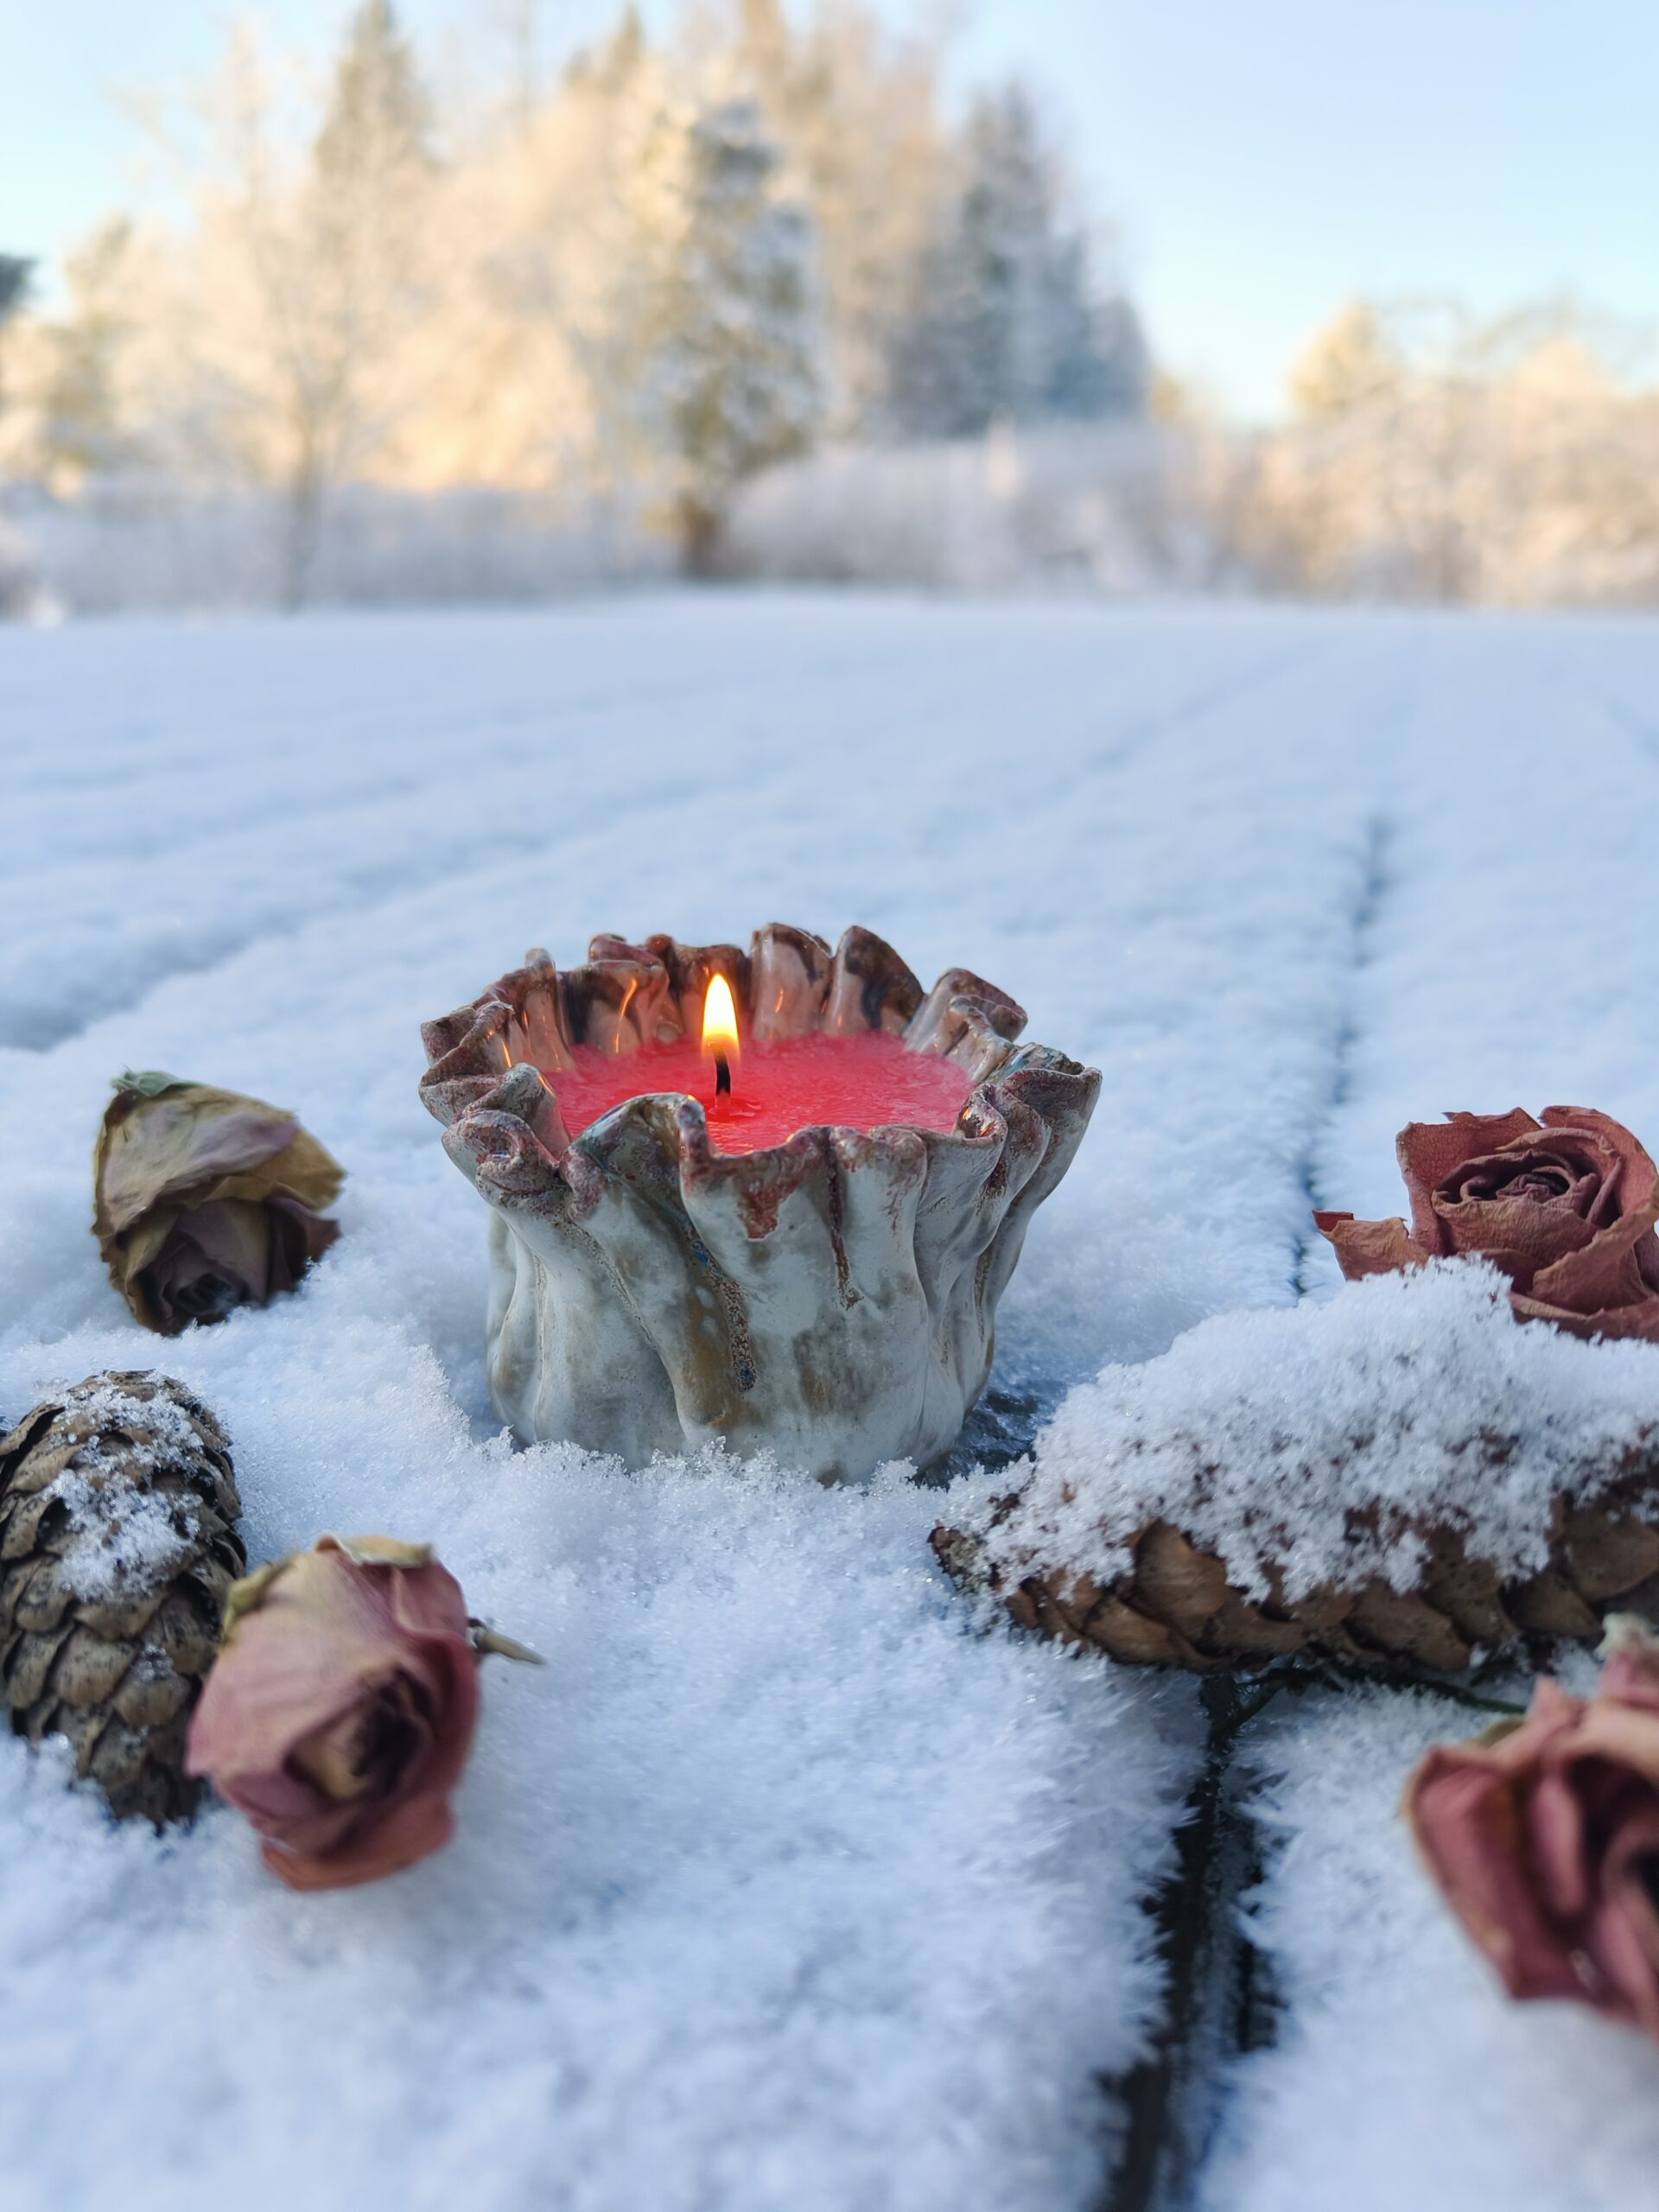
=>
[3,594,1659,2211]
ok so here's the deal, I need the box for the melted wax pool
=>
[544,1030,975,1155]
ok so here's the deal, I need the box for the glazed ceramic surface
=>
[420,925,1098,1482]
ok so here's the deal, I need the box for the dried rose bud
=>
[186,1536,533,1892]
[1404,1618,1659,2037]
[93,1071,344,1335]
[1316,1107,1659,1341]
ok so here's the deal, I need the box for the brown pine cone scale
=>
[0,1372,245,1821]
[933,1480,1659,1678]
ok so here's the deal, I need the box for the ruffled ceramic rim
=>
[418,922,1100,1211]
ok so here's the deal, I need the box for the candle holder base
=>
[420,925,1098,1484]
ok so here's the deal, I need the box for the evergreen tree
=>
[314,0,433,184]
[633,95,822,569]
[887,85,1146,438]
[33,221,134,480]
[0,255,34,422]
[728,0,944,433]
[566,3,645,93]
[0,257,31,327]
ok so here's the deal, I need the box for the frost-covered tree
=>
[275,0,437,596]
[632,94,822,569]
[410,9,663,499]
[132,8,441,601]
[724,0,944,432]
[567,1,646,92]
[0,256,35,423]
[1216,297,1659,606]
[1290,302,1403,419]
[0,257,31,328]
[320,2,429,162]
[28,220,136,483]
[887,84,1146,439]
[25,2,1172,597]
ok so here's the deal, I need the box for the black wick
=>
[714,1052,732,1097]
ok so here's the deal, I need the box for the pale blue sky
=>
[4,1,1656,418]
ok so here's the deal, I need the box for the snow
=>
[724,423,1184,594]
[22,1378,214,1602]
[49,1465,202,1602]
[1192,608,1659,2212]
[974,1261,1659,1603]
[0,1441,1196,2212]
[1201,1683,1659,2212]
[3,594,1659,2209]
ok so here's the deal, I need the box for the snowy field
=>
[3,594,1659,2211]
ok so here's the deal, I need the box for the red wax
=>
[544,1030,974,1155]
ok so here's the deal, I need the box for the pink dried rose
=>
[93,1071,345,1335]
[1405,1619,1659,2037]
[187,1535,536,1893]
[1315,1107,1659,1341]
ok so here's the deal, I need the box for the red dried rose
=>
[1316,1108,1659,1341]
[187,1536,492,1892]
[1406,1620,1659,2037]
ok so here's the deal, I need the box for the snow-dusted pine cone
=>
[934,1271,1659,1677]
[933,1476,1659,1678]
[0,1373,245,1822]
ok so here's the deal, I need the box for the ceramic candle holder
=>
[419,924,1099,1483]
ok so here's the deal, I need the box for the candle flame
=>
[613,975,637,1053]
[702,972,740,1060]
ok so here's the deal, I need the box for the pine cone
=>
[0,1373,245,1821]
[933,1454,1659,1678]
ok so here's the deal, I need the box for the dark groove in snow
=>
[1101,808,1394,2211]
[1100,1679,1283,2212]
[1292,810,1391,1297]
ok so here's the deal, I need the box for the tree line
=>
[5,3,1656,612]
[0,0,1146,602]
[1202,297,1659,605]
